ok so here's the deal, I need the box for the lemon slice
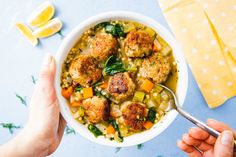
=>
[33,18,62,38]
[27,1,55,27]
[15,23,38,46]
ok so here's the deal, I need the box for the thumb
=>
[39,53,56,84]
[214,130,234,157]
[37,53,56,105]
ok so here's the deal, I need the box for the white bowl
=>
[55,11,188,147]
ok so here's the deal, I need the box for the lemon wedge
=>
[15,23,38,46]
[33,18,62,38]
[27,1,55,27]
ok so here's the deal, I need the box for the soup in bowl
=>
[55,11,188,147]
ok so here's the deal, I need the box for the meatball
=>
[139,53,171,83]
[124,30,153,57]
[120,102,148,131]
[107,72,135,103]
[82,96,110,123]
[69,55,102,86]
[91,32,117,61]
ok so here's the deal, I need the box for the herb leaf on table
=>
[65,125,76,135]
[115,147,121,153]
[137,143,143,149]
[31,75,37,84]
[0,123,21,134]
[15,94,27,106]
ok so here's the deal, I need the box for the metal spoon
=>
[157,84,236,149]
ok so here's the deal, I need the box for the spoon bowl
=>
[157,84,220,137]
[157,84,236,150]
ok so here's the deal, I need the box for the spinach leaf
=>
[105,24,125,38]
[103,55,126,76]
[109,118,123,142]
[147,107,156,123]
[114,24,125,37]
[88,124,103,137]
[95,22,126,38]
[94,22,110,30]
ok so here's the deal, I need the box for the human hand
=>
[177,119,235,157]
[0,54,66,157]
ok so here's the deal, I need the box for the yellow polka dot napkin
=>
[158,0,236,108]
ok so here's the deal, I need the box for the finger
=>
[177,140,202,157]
[39,53,55,83]
[58,114,66,141]
[205,135,216,145]
[207,119,236,138]
[182,133,201,146]
[214,130,234,157]
[37,54,57,105]
[188,128,214,151]
[188,127,216,145]
[189,127,210,140]
[177,140,195,153]
[195,141,213,152]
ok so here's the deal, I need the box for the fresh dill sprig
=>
[15,94,27,106]
[58,30,65,39]
[0,123,21,134]
[31,75,37,84]
[115,147,121,153]
[65,125,76,135]
[137,143,143,149]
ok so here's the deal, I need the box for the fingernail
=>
[43,53,52,66]
[221,131,233,146]
[189,127,197,132]
[177,140,181,145]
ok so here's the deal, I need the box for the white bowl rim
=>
[55,11,188,147]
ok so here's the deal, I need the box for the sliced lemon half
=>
[15,23,38,46]
[27,1,55,27]
[33,18,62,38]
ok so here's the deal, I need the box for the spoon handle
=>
[176,108,236,150]
[177,108,220,137]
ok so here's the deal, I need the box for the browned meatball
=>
[121,102,148,131]
[82,96,110,123]
[139,53,171,83]
[107,72,135,103]
[69,55,102,86]
[91,32,117,61]
[124,30,153,57]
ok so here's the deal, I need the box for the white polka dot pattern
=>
[159,0,236,108]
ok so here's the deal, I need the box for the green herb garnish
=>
[15,94,27,106]
[137,143,143,149]
[65,125,76,135]
[57,30,65,39]
[31,75,37,84]
[115,147,121,153]
[0,123,21,134]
